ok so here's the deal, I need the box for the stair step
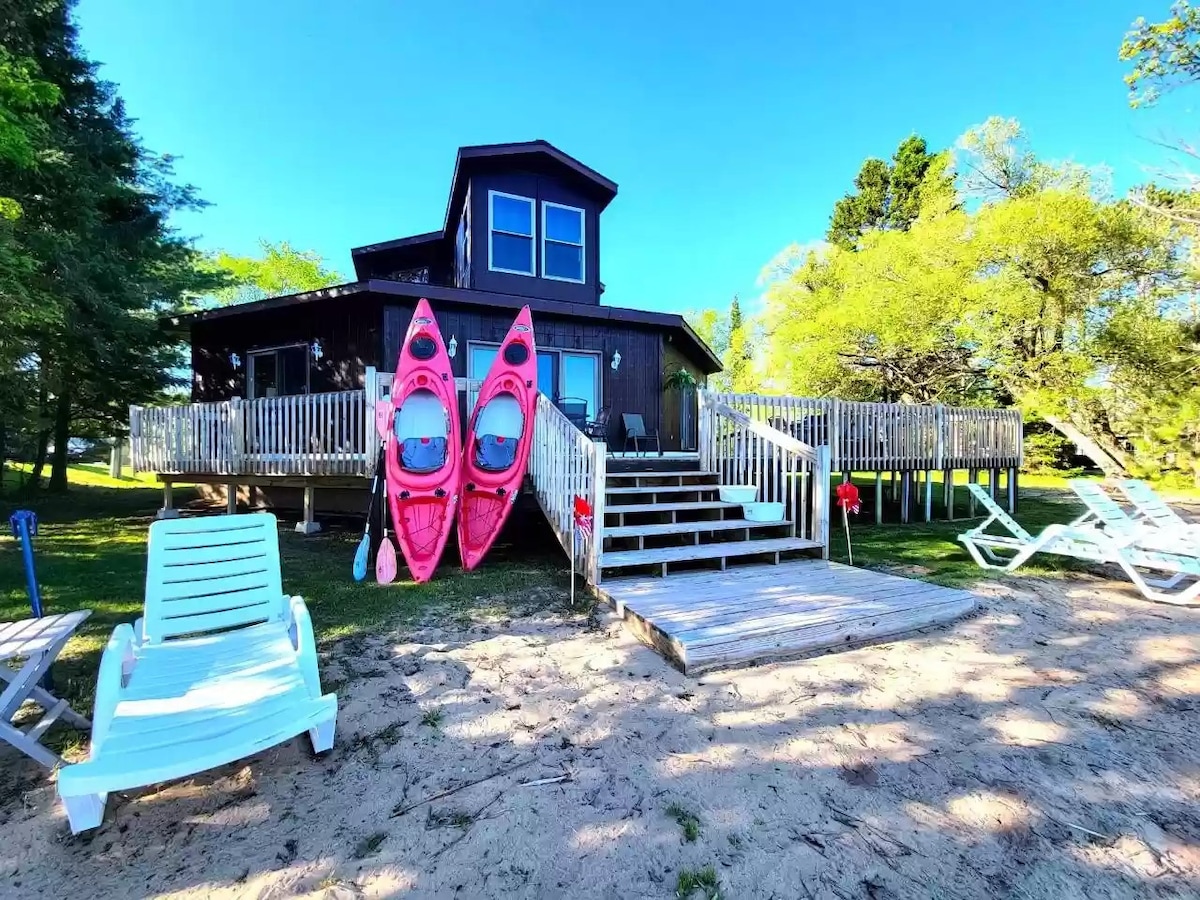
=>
[607,484,719,497]
[606,470,719,480]
[602,537,821,569]
[606,501,740,516]
[606,518,792,539]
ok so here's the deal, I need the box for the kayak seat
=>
[401,436,448,474]
[475,434,518,472]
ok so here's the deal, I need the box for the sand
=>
[2,571,1199,899]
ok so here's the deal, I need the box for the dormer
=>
[352,141,617,306]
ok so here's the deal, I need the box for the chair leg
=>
[61,791,109,834]
[309,713,337,754]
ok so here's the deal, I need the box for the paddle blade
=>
[376,535,398,584]
[376,403,393,441]
[352,533,370,581]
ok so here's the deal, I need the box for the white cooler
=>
[743,502,785,522]
[718,485,758,504]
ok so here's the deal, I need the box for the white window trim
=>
[541,201,586,283]
[487,190,535,277]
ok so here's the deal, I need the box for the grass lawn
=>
[0,461,1137,753]
[0,464,572,752]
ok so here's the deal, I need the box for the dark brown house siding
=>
[191,296,383,402]
[382,301,669,447]
[467,169,601,306]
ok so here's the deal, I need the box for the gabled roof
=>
[443,140,618,232]
[350,230,442,258]
[165,280,721,373]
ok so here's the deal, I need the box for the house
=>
[174,140,721,451]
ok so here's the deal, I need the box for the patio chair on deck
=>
[621,413,661,457]
[583,406,611,442]
[56,514,338,834]
[555,398,588,430]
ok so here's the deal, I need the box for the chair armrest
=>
[91,623,137,752]
[284,595,314,655]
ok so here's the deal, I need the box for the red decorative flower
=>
[835,482,861,514]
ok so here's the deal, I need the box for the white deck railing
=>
[131,369,383,477]
[699,391,830,553]
[706,392,1022,472]
[528,392,606,585]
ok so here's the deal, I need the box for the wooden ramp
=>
[600,560,978,675]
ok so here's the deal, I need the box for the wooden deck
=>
[600,560,978,674]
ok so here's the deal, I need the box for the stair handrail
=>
[528,392,607,585]
[699,390,830,554]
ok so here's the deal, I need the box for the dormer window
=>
[488,191,535,276]
[542,202,585,283]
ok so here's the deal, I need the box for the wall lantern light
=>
[447,335,458,358]
[229,352,241,369]
[611,349,622,371]
[310,339,324,361]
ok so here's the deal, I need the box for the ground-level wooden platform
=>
[599,560,978,674]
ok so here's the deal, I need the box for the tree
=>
[0,0,219,491]
[826,135,952,249]
[1120,1,1200,106]
[767,119,1190,477]
[203,240,342,308]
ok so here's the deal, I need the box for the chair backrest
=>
[592,406,611,426]
[965,483,1033,542]
[622,413,646,438]
[1121,479,1185,528]
[143,514,285,644]
[1069,480,1138,537]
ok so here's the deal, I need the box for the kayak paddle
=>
[352,445,384,581]
[376,477,398,584]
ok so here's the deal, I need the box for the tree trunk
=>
[1040,412,1128,477]
[48,388,71,492]
[0,417,6,495]
[29,428,50,487]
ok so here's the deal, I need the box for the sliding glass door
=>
[467,343,601,420]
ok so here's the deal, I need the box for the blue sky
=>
[76,0,1186,314]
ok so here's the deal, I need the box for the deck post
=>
[226,483,237,515]
[1006,466,1017,514]
[967,468,978,517]
[923,469,933,522]
[944,469,954,521]
[989,468,999,501]
[156,478,179,520]
[900,471,911,524]
[108,441,122,478]
[589,447,607,585]
[874,471,883,525]
[229,397,243,474]
[813,446,831,559]
[248,485,258,509]
[295,485,321,535]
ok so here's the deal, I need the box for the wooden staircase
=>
[600,459,822,577]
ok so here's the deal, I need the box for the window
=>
[468,341,601,423]
[542,202,585,282]
[488,191,534,275]
[247,344,310,399]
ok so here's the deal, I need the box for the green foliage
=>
[675,865,720,900]
[1120,1,1200,106]
[666,802,701,841]
[203,239,342,308]
[827,135,952,249]
[767,117,1194,478]
[0,0,222,490]
[1021,426,1077,474]
[688,296,761,392]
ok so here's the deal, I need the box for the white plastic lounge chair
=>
[958,483,1200,606]
[1118,479,1200,539]
[57,514,337,834]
